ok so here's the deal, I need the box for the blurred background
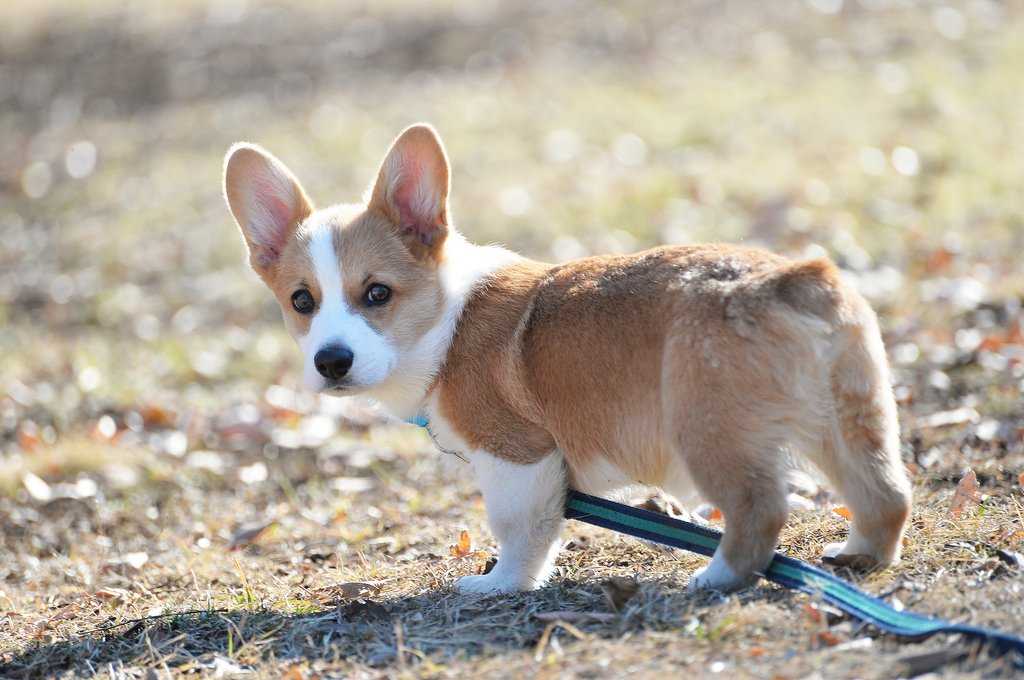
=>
[1,1,1024,670]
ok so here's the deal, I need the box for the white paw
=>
[822,541,847,559]
[687,554,746,592]
[456,572,533,595]
[822,541,889,569]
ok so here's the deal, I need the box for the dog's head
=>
[223,124,452,395]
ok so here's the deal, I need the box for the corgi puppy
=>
[223,124,912,594]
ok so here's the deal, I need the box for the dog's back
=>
[437,243,911,590]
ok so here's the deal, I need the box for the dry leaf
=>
[449,530,472,558]
[833,506,853,521]
[17,423,40,452]
[94,588,132,603]
[281,666,305,680]
[949,469,981,518]
[601,576,639,611]
[812,630,842,647]
[229,521,277,550]
[803,602,825,624]
[804,601,844,623]
[695,504,722,521]
[1018,472,1024,488]
[139,404,176,428]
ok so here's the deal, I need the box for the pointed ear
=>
[223,143,313,273]
[367,124,450,259]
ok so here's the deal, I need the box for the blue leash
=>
[408,417,1024,658]
[566,489,1024,658]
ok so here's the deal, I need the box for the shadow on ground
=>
[1,578,799,678]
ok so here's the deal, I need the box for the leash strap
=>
[565,489,1024,656]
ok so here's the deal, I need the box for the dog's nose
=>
[314,345,354,381]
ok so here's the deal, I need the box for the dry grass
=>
[2,1,1024,677]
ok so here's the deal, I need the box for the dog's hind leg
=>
[682,437,790,592]
[815,316,912,568]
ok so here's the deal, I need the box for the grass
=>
[2,1,1024,677]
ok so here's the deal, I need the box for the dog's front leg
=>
[456,451,566,594]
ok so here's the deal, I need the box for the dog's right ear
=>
[223,143,313,274]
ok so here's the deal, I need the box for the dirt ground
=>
[1,1,1023,678]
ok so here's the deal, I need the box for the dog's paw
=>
[822,542,889,570]
[687,556,748,593]
[456,572,533,595]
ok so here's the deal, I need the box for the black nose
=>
[314,345,354,381]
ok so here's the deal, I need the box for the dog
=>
[222,123,912,594]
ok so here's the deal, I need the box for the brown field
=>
[1,1,1023,677]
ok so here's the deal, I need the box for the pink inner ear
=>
[256,189,294,251]
[392,158,444,245]
[393,159,423,225]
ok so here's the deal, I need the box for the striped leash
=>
[565,489,1024,657]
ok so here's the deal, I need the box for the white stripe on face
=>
[299,224,396,391]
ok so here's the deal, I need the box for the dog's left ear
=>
[367,124,450,260]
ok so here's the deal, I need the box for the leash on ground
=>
[565,489,1024,661]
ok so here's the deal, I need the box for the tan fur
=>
[435,244,911,576]
[332,211,446,352]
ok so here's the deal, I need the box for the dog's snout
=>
[314,345,354,381]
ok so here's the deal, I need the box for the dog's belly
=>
[569,452,701,507]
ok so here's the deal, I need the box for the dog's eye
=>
[291,289,315,314]
[365,283,391,306]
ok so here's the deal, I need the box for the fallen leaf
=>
[139,404,176,428]
[17,423,40,452]
[833,505,853,520]
[229,521,278,550]
[449,530,472,558]
[803,601,844,625]
[949,469,981,518]
[281,665,305,680]
[695,504,722,521]
[812,630,842,647]
[534,610,616,623]
[94,588,132,603]
[1018,472,1024,488]
[601,576,639,611]
[748,646,766,658]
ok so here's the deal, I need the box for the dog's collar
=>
[406,411,465,461]
[406,413,430,429]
